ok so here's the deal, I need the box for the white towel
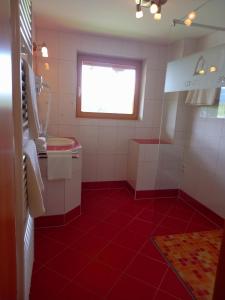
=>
[23,59,41,139]
[47,150,72,180]
[185,88,220,106]
[24,140,45,218]
[35,137,47,153]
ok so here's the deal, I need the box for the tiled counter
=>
[127,139,170,194]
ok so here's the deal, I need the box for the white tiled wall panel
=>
[36,28,167,182]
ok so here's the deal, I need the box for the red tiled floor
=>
[126,254,168,288]
[31,187,221,299]
[69,215,99,232]
[57,282,99,300]
[160,216,188,233]
[160,269,193,299]
[153,225,179,236]
[46,248,90,279]
[70,232,110,258]
[113,228,147,251]
[34,235,66,264]
[168,203,195,222]
[97,242,136,270]
[42,225,86,245]
[30,267,69,300]
[140,240,166,264]
[75,261,121,297]
[137,208,165,224]
[118,202,145,217]
[89,221,122,240]
[104,211,133,227]
[155,290,180,300]
[126,218,156,236]
[107,275,157,300]
[152,198,176,214]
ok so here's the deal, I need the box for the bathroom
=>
[0,0,225,299]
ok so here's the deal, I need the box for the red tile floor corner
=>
[31,185,223,299]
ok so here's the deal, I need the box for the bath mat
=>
[153,230,223,300]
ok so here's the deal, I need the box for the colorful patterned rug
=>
[153,230,223,300]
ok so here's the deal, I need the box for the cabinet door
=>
[65,155,82,213]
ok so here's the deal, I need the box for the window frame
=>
[76,53,142,120]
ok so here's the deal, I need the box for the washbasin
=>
[47,137,74,147]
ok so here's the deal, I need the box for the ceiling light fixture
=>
[188,11,197,20]
[150,2,158,14]
[135,0,167,21]
[184,18,192,26]
[136,3,144,19]
[154,5,161,20]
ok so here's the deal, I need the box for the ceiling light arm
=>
[173,19,225,32]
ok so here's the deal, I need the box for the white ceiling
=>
[33,0,225,44]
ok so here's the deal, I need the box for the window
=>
[76,53,142,119]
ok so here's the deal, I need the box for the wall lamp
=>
[33,42,48,57]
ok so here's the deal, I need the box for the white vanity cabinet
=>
[39,150,82,217]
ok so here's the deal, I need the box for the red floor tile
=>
[35,235,66,264]
[160,216,188,233]
[57,282,99,300]
[104,211,133,227]
[89,221,121,240]
[126,219,156,236]
[113,228,147,251]
[152,198,176,214]
[137,209,165,224]
[160,269,193,299]
[75,261,121,297]
[30,267,69,300]
[97,242,136,270]
[46,248,91,279]
[69,215,99,232]
[126,254,168,288]
[118,202,145,217]
[83,204,113,219]
[107,275,156,300]
[140,240,167,264]
[43,226,86,245]
[168,203,195,222]
[32,260,44,274]
[188,212,218,230]
[153,225,182,236]
[155,290,179,300]
[70,232,110,258]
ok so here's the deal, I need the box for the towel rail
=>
[21,59,28,130]
[19,0,32,53]
[22,154,28,223]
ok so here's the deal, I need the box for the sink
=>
[47,137,75,147]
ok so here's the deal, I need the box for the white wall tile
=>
[82,153,98,182]
[97,154,116,181]
[36,28,167,182]
[79,126,99,153]
[98,127,117,154]
[58,60,76,94]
